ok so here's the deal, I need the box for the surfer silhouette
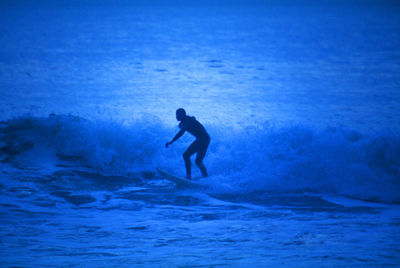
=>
[166,108,210,180]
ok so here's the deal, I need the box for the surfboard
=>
[157,168,205,189]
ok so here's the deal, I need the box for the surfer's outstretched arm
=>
[166,129,185,148]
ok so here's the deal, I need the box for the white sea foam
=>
[1,114,399,203]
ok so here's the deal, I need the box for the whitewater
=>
[1,1,400,267]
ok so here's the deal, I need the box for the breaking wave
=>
[1,114,399,203]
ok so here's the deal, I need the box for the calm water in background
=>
[1,4,399,130]
[0,2,400,267]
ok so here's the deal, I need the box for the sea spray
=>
[1,114,399,203]
[207,124,400,203]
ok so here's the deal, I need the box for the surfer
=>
[166,108,210,180]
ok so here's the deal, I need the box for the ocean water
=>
[1,1,400,267]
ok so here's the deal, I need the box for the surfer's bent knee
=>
[183,152,190,160]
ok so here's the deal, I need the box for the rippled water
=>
[1,2,400,267]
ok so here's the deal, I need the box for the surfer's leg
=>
[184,160,191,179]
[195,138,210,177]
[195,157,208,177]
[183,141,198,179]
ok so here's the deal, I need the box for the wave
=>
[1,114,399,204]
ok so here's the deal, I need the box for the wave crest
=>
[1,115,399,203]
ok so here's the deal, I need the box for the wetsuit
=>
[181,116,210,157]
[178,116,210,177]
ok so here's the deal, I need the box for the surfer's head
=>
[176,108,186,121]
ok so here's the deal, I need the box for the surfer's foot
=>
[185,175,192,180]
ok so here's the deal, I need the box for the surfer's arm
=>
[166,129,185,148]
